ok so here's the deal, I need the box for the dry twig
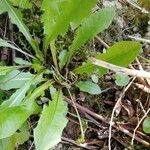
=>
[126,0,149,13]
[108,77,135,150]
[90,57,150,79]
[135,83,150,93]
[128,35,150,44]
[131,108,150,145]
[64,97,150,147]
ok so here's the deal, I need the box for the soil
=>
[0,0,150,150]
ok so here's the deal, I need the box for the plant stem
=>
[138,55,150,63]
[67,89,85,142]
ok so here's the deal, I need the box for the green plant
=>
[0,0,142,149]
[143,117,150,134]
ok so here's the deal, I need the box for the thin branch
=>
[131,108,150,145]
[126,0,149,14]
[67,89,85,142]
[64,96,150,147]
[9,19,16,64]
[90,57,150,79]
[135,83,150,93]
[9,43,35,59]
[61,137,94,150]
[108,77,135,150]
[128,35,150,44]
[95,36,109,48]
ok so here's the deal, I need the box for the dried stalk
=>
[108,77,135,150]
[64,97,150,147]
[90,57,150,79]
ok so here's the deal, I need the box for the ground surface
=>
[0,0,150,150]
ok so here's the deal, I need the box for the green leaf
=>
[1,73,43,107]
[115,73,130,86]
[76,81,101,95]
[34,90,68,150]
[49,85,57,99]
[67,7,115,64]
[9,0,32,9]
[0,70,34,90]
[0,1,42,59]
[24,80,54,105]
[0,122,30,150]
[42,0,97,49]
[143,117,150,133]
[0,38,34,59]
[13,122,30,145]
[0,80,53,139]
[58,49,68,70]
[74,41,142,75]
[0,105,31,139]
[0,66,24,76]
[41,0,61,36]
[91,74,99,83]
[14,57,32,65]
[70,0,97,29]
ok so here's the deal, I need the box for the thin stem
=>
[138,55,150,63]
[108,77,135,150]
[131,108,150,145]
[67,89,85,142]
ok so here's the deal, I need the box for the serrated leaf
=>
[0,70,34,90]
[74,41,142,75]
[9,0,32,9]
[67,7,115,64]
[41,0,60,35]
[143,117,150,133]
[70,0,97,29]
[34,90,68,150]
[76,81,101,95]
[115,73,130,86]
[0,0,42,59]
[42,0,97,49]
